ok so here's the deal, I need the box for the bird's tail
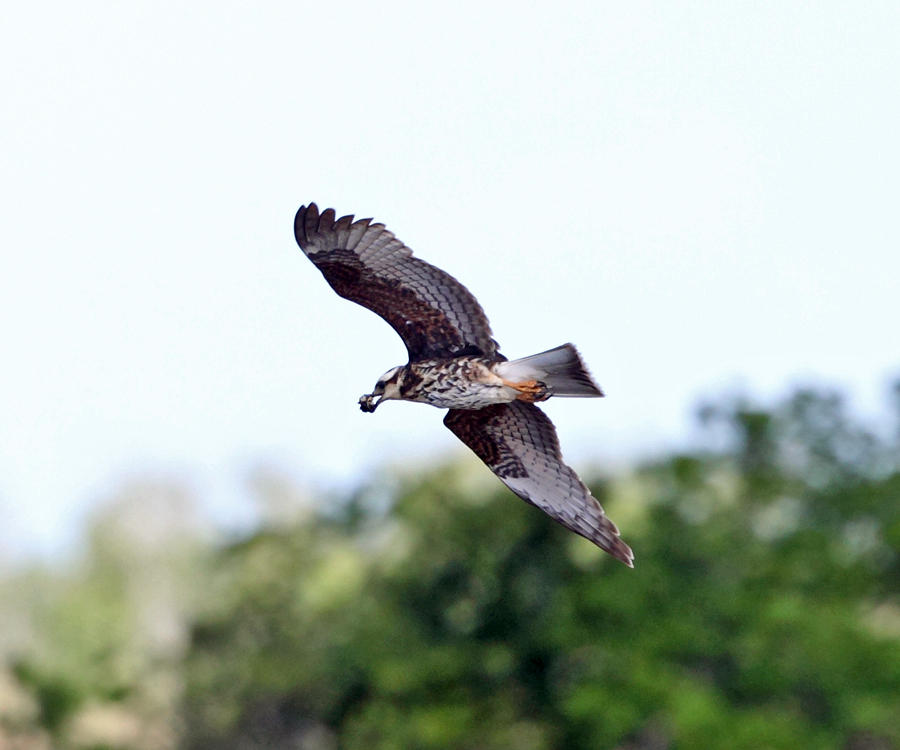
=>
[495,343,604,398]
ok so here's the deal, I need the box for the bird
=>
[293,203,633,567]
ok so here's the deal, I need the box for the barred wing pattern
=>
[294,204,500,362]
[444,402,634,566]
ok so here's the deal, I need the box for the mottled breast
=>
[406,357,516,409]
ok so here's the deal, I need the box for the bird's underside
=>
[294,202,634,567]
[359,355,553,413]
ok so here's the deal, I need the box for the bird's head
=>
[359,366,404,412]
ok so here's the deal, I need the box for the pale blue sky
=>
[2,2,899,557]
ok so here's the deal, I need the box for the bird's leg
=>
[502,379,551,403]
[359,393,378,412]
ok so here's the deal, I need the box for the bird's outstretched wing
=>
[444,401,634,566]
[294,203,500,362]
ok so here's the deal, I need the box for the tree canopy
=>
[2,383,898,749]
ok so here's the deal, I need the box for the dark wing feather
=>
[294,203,500,362]
[444,402,634,566]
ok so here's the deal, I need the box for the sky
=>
[1,2,899,559]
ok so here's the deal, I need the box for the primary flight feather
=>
[294,203,633,567]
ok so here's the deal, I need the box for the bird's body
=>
[293,202,634,567]
[375,357,515,410]
[362,356,550,412]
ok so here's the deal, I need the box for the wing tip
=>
[294,202,320,248]
[596,515,635,567]
[615,543,635,568]
[590,526,634,567]
[296,202,366,253]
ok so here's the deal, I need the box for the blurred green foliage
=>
[1,384,898,749]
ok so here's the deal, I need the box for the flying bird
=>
[293,203,633,567]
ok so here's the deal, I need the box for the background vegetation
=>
[1,383,898,749]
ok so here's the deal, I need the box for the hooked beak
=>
[359,393,382,413]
